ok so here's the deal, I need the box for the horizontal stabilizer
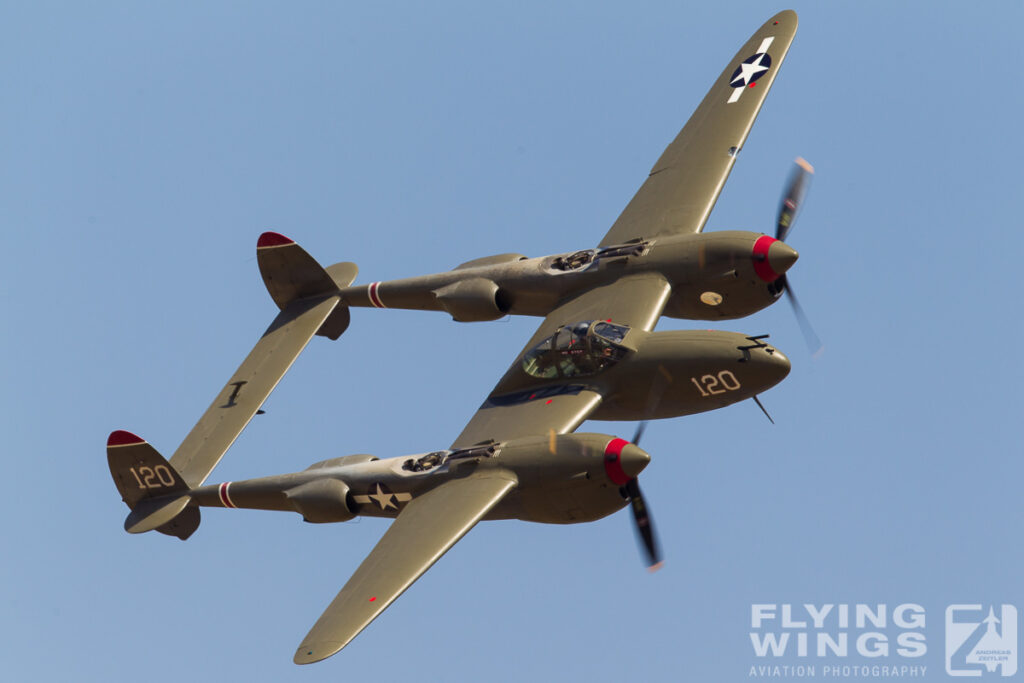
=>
[168,294,341,488]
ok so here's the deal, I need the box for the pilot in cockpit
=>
[521,320,629,380]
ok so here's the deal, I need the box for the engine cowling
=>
[284,478,356,523]
[433,277,511,322]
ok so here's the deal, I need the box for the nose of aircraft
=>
[603,438,651,485]
[763,346,792,382]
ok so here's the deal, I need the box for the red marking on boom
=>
[218,482,237,509]
[368,282,386,308]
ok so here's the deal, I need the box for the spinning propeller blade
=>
[774,158,822,356]
[625,477,661,571]
[779,275,823,357]
[776,157,813,242]
[625,421,661,571]
[631,420,648,448]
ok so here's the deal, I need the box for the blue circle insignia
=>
[729,53,772,88]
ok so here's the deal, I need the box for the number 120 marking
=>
[128,465,176,489]
[690,370,741,397]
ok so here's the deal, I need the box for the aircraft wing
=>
[451,273,671,448]
[294,472,518,664]
[598,10,797,247]
[169,294,341,488]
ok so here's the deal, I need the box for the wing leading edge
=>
[598,10,798,246]
[294,473,518,664]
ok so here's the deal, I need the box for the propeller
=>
[776,274,822,357]
[774,158,823,357]
[776,157,814,242]
[625,421,662,571]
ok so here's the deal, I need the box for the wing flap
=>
[599,11,797,245]
[294,473,518,664]
[169,295,340,488]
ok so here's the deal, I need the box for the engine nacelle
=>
[432,277,512,322]
[284,478,356,523]
[494,433,650,525]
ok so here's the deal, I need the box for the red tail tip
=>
[108,430,145,447]
[257,232,295,248]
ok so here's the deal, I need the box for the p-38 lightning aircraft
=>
[108,11,801,664]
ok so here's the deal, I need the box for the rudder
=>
[107,430,199,540]
[256,232,357,340]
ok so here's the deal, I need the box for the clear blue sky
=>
[3,2,1022,681]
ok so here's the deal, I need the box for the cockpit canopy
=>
[521,320,630,379]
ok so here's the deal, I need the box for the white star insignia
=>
[369,483,397,510]
[731,54,770,87]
